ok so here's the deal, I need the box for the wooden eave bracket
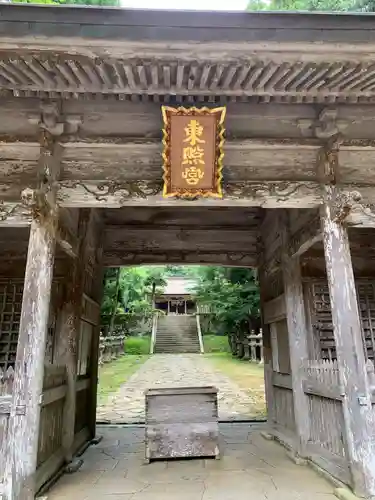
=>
[297,108,349,139]
[5,187,78,257]
[56,222,78,258]
[288,215,322,258]
[28,101,83,136]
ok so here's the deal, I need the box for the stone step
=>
[154,315,200,354]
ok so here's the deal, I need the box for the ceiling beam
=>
[289,214,322,258]
[103,250,258,268]
[57,180,322,208]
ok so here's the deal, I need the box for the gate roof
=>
[1,5,375,103]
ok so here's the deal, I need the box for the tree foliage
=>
[101,265,260,339]
[247,0,374,11]
[192,266,260,335]
[11,0,120,6]
[101,266,166,321]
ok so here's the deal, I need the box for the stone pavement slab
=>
[46,423,338,500]
[97,353,262,422]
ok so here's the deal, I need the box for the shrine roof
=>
[160,277,198,296]
[1,5,375,102]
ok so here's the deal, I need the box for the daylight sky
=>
[121,0,248,10]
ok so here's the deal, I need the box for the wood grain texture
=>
[145,387,219,460]
[263,294,286,324]
[320,185,375,497]
[281,210,310,458]
[6,217,57,500]
[54,209,92,465]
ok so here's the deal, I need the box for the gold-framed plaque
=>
[161,106,226,198]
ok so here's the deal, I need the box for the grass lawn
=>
[205,352,267,418]
[97,355,149,405]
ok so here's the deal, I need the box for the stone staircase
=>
[154,315,201,354]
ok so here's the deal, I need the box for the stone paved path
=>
[97,354,263,423]
[47,423,337,500]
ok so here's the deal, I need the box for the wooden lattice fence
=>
[308,279,375,361]
[0,366,14,497]
[301,359,350,483]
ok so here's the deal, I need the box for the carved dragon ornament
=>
[328,189,375,224]
[57,180,163,205]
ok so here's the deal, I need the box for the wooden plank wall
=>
[0,365,14,496]
[0,209,103,494]
[301,360,351,483]
[261,210,375,488]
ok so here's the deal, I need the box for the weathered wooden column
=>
[321,186,375,497]
[257,263,276,427]
[55,209,91,469]
[6,123,60,500]
[87,211,104,440]
[281,210,310,458]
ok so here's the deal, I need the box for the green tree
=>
[12,0,120,6]
[194,266,260,337]
[247,0,370,11]
[101,265,260,343]
[143,267,167,306]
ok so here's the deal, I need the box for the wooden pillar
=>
[5,122,61,500]
[257,268,275,426]
[7,218,57,500]
[55,209,92,466]
[88,214,104,440]
[281,210,310,457]
[321,187,375,498]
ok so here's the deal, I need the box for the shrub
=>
[124,336,150,355]
[204,335,231,353]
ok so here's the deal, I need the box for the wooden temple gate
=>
[2,4,375,499]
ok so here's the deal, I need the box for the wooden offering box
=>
[145,386,219,461]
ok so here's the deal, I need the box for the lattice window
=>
[0,279,61,368]
[310,280,375,360]
[0,280,23,369]
[357,282,375,360]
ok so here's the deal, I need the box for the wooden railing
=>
[196,314,204,354]
[150,315,158,354]
[98,335,125,364]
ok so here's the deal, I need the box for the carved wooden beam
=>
[104,226,258,253]
[0,202,32,226]
[318,186,375,228]
[57,180,322,208]
[288,215,322,258]
[103,250,258,268]
[0,200,78,257]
